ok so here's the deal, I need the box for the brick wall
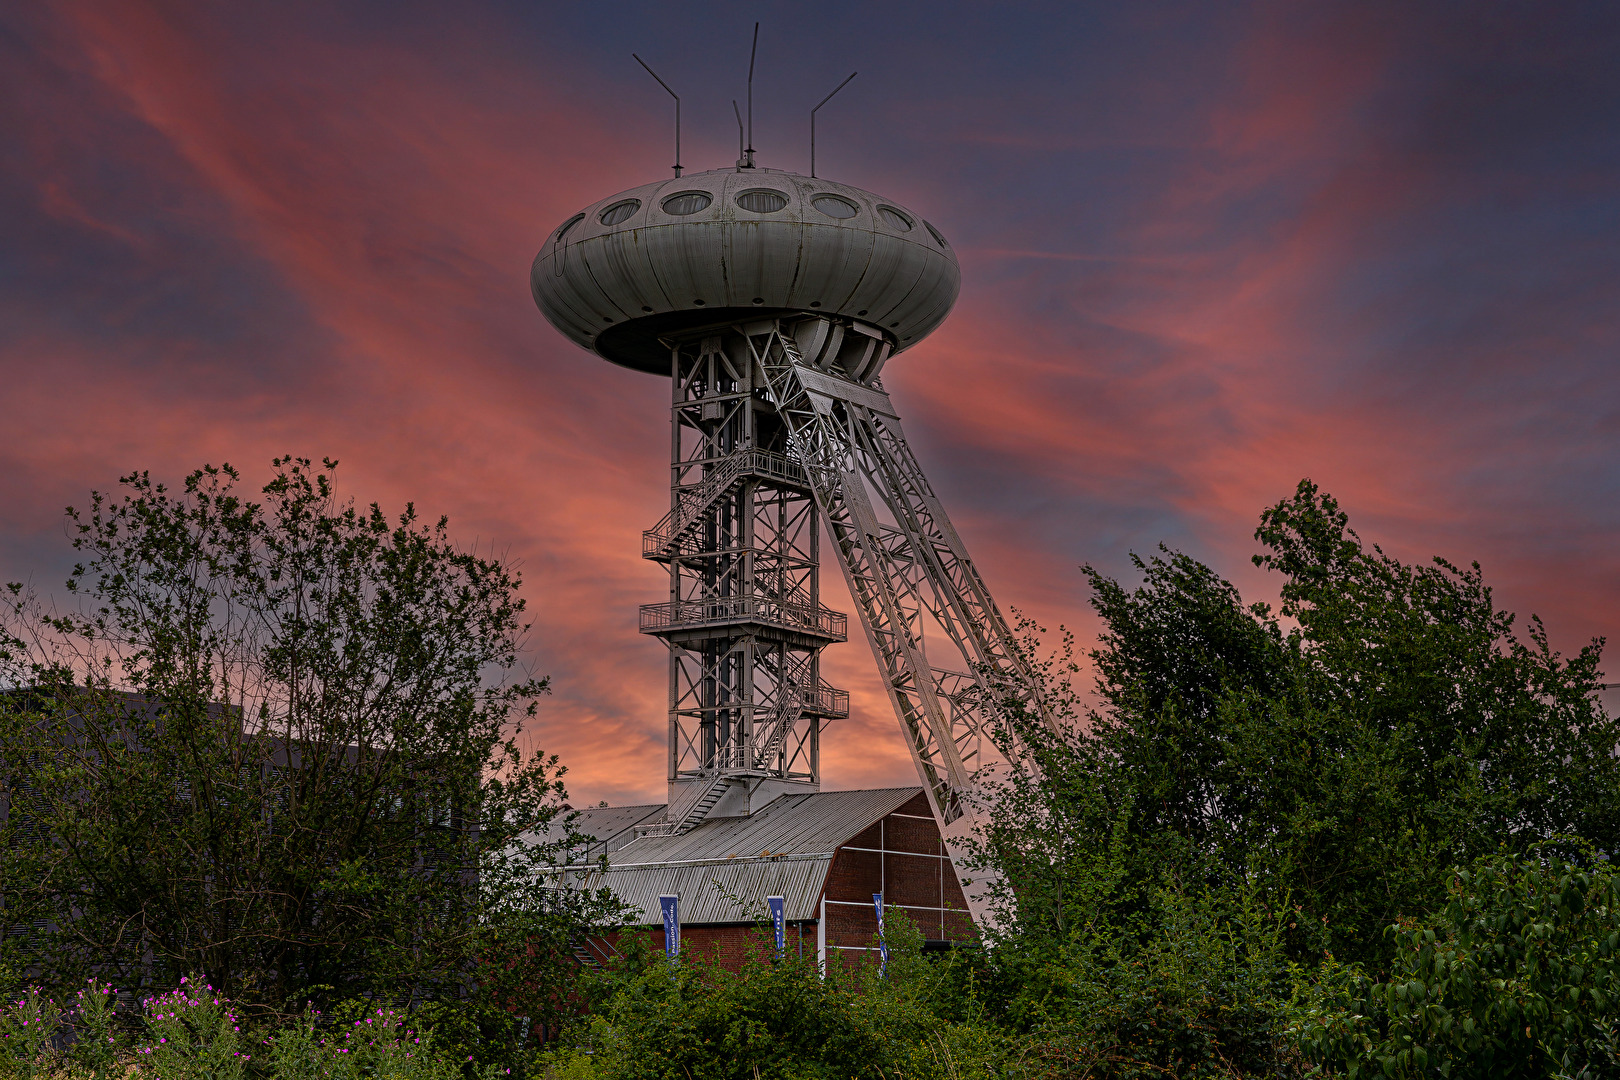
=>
[596,922,818,968]
[822,793,976,969]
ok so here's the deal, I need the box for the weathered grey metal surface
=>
[558,857,832,924]
[531,804,664,860]
[531,169,960,373]
[608,787,918,865]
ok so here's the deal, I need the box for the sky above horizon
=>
[3,2,1618,807]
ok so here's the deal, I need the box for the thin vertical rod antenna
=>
[746,22,759,163]
[633,54,682,178]
[732,100,745,164]
[810,72,857,178]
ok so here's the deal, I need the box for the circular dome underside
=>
[532,169,960,374]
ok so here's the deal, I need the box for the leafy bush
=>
[987,875,1303,1078]
[984,481,1617,973]
[0,988,60,1080]
[268,1003,465,1080]
[65,981,121,1080]
[544,914,1007,1080]
[965,479,1617,1073]
[0,458,591,1020]
[0,458,628,1073]
[1291,849,1620,1078]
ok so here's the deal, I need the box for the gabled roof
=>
[543,787,923,924]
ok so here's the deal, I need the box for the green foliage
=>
[985,866,1301,1078]
[1251,482,1620,957]
[0,457,625,1066]
[64,981,121,1080]
[267,1002,466,1080]
[545,915,1008,1080]
[0,988,60,1080]
[0,977,474,1080]
[134,979,250,1080]
[984,479,1617,971]
[551,948,882,1080]
[962,478,1617,1073]
[1292,849,1620,1079]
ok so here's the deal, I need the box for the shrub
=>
[0,976,473,1080]
[268,1004,464,1080]
[0,988,60,1080]
[544,914,1008,1080]
[1290,849,1620,1078]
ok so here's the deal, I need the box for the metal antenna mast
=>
[810,72,857,179]
[744,23,758,168]
[633,54,682,178]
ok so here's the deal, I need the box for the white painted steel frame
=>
[644,333,845,823]
[734,318,1058,825]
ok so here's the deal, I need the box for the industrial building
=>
[551,788,973,968]
[530,64,1059,958]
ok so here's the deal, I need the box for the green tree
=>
[966,479,1617,1073]
[1247,481,1617,958]
[0,458,620,1043]
[1291,849,1620,1078]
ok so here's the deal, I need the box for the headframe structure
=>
[533,165,1058,838]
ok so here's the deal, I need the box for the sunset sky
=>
[3,2,1617,806]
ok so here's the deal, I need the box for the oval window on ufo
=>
[812,195,858,219]
[553,212,585,242]
[661,192,712,216]
[878,207,913,231]
[599,200,641,226]
[736,189,789,213]
[925,220,949,248]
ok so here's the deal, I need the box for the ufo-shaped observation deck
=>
[531,168,961,374]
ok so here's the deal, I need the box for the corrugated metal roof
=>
[525,803,664,861]
[541,788,925,926]
[555,858,832,924]
[608,787,920,865]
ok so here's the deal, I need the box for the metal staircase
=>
[673,774,731,833]
[643,448,809,559]
[570,938,603,971]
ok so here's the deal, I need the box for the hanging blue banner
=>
[873,892,888,975]
[767,895,785,956]
[659,894,680,959]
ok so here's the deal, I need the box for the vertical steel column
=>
[641,329,848,827]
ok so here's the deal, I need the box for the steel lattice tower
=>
[533,166,1059,839]
[642,331,849,829]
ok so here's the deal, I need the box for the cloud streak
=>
[3,0,1617,803]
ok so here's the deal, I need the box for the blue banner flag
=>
[873,892,888,974]
[767,895,785,957]
[659,894,680,959]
